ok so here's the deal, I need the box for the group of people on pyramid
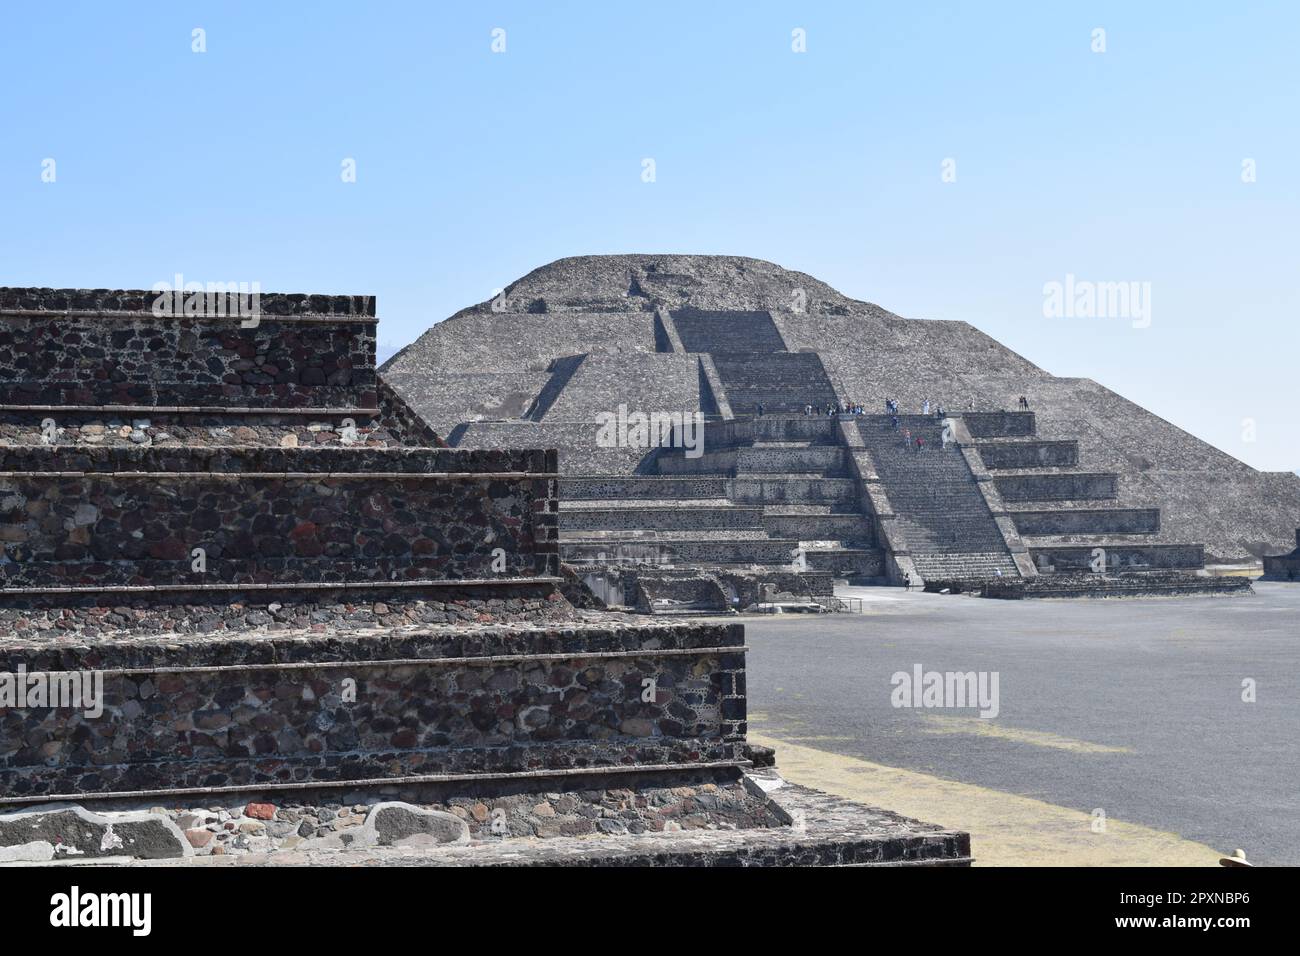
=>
[796,402,867,417]
[775,393,1027,421]
[884,397,948,418]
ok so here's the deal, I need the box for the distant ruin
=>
[383,255,1298,608]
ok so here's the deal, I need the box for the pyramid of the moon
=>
[381,254,1300,602]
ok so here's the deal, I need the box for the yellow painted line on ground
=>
[917,715,1134,754]
[748,732,1220,867]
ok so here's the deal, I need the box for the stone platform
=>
[2,767,971,867]
[0,609,970,867]
[0,606,969,867]
[0,285,970,867]
[0,616,748,801]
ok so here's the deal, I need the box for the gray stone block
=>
[366,803,470,847]
[0,803,191,860]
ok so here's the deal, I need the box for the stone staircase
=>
[963,411,1250,597]
[855,415,1021,584]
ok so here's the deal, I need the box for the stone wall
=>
[563,538,798,565]
[1029,544,1204,571]
[708,352,838,415]
[584,566,841,610]
[633,573,729,612]
[976,440,1078,469]
[988,569,1247,599]
[658,445,849,476]
[994,473,1119,502]
[729,476,859,507]
[0,620,746,800]
[672,309,787,352]
[561,506,764,532]
[762,512,875,544]
[1011,508,1160,535]
[0,409,408,449]
[0,444,549,474]
[0,287,375,318]
[0,308,377,409]
[805,548,884,577]
[150,768,782,853]
[998,377,1300,562]
[720,569,836,603]
[387,311,658,375]
[0,447,558,588]
[562,476,729,500]
[0,581,572,638]
[701,416,841,448]
[962,412,1036,438]
[772,313,1048,414]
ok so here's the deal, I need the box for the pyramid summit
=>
[382,254,1300,607]
[420,254,881,319]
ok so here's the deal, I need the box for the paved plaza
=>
[743,583,1300,865]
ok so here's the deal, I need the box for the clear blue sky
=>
[2,1,1296,470]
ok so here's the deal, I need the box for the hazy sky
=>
[2,1,1296,470]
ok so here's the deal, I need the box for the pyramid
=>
[383,255,1300,603]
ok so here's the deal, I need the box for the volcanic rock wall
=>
[0,446,557,587]
[0,287,565,619]
[0,294,376,409]
[0,619,746,799]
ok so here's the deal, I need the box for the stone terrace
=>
[0,285,572,637]
[0,285,969,867]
